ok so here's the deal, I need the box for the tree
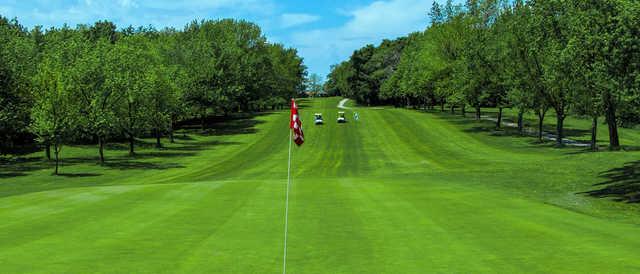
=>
[600,0,640,149]
[332,37,408,106]
[500,0,551,142]
[267,44,306,104]
[325,62,354,97]
[108,35,152,156]
[30,29,83,174]
[85,20,118,44]
[1,16,307,160]
[0,17,35,155]
[306,73,323,96]
[144,65,178,148]
[430,2,444,25]
[528,0,573,147]
[71,39,122,163]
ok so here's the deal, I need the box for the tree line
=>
[0,17,306,174]
[325,0,640,150]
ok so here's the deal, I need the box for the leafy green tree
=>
[85,20,118,44]
[597,0,640,149]
[306,73,323,96]
[500,0,550,141]
[144,65,178,148]
[528,0,573,146]
[108,35,152,156]
[2,16,306,159]
[430,2,444,25]
[30,29,83,174]
[70,39,121,163]
[0,17,35,155]
[325,61,354,97]
[615,0,640,130]
[267,44,306,104]
[328,37,407,106]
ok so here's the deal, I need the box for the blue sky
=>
[0,0,435,78]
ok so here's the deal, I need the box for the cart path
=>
[338,98,350,109]
[480,116,591,147]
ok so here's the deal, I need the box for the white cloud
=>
[343,0,431,38]
[290,0,433,76]
[2,0,432,77]
[4,0,276,29]
[280,13,319,28]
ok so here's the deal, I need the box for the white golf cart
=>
[337,111,347,123]
[314,113,324,125]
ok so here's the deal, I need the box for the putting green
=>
[1,97,639,273]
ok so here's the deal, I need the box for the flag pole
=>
[283,129,293,274]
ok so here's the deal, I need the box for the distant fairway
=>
[1,97,640,273]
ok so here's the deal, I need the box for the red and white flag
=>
[290,99,304,146]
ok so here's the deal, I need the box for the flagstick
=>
[283,130,293,274]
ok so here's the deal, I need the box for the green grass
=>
[1,97,639,273]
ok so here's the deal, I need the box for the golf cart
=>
[314,113,324,125]
[337,112,347,123]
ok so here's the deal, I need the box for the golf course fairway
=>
[1,97,639,273]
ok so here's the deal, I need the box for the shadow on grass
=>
[105,139,166,151]
[0,144,42,157]
[169,140,242,152]
[0,110,266,182]
[56,173,102,178]
[205,118,264,136]
[294,99,312,109]
[429,111,595,149]
[584,161,640,203]
[177,112,273,136]
[0,138,243,180]
[101,161,184,170]
[171,134,195,141]
[563,145,640,156]
[0,172,28,178]
[0,156,52,178]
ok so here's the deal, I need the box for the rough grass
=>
[0,97,639,273]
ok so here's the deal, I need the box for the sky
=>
[0,0,435,79]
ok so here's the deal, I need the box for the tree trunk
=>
[45,143,51,161]
[517,110,524,134]
[155,128,162,149]
[169,118,175,143]
[496,107,503,129]
[98,135,105,164]
[605,103,620,150]
[54,142,59,175]
[441,103,445,112]
[537,110,546,143]
[129,135,135,156]
[475,106,481,121]
[461,105,466,117]
[450,105,455,114]
[556,114,565,147]
[201,108,207,131]
[591,116,598,151]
